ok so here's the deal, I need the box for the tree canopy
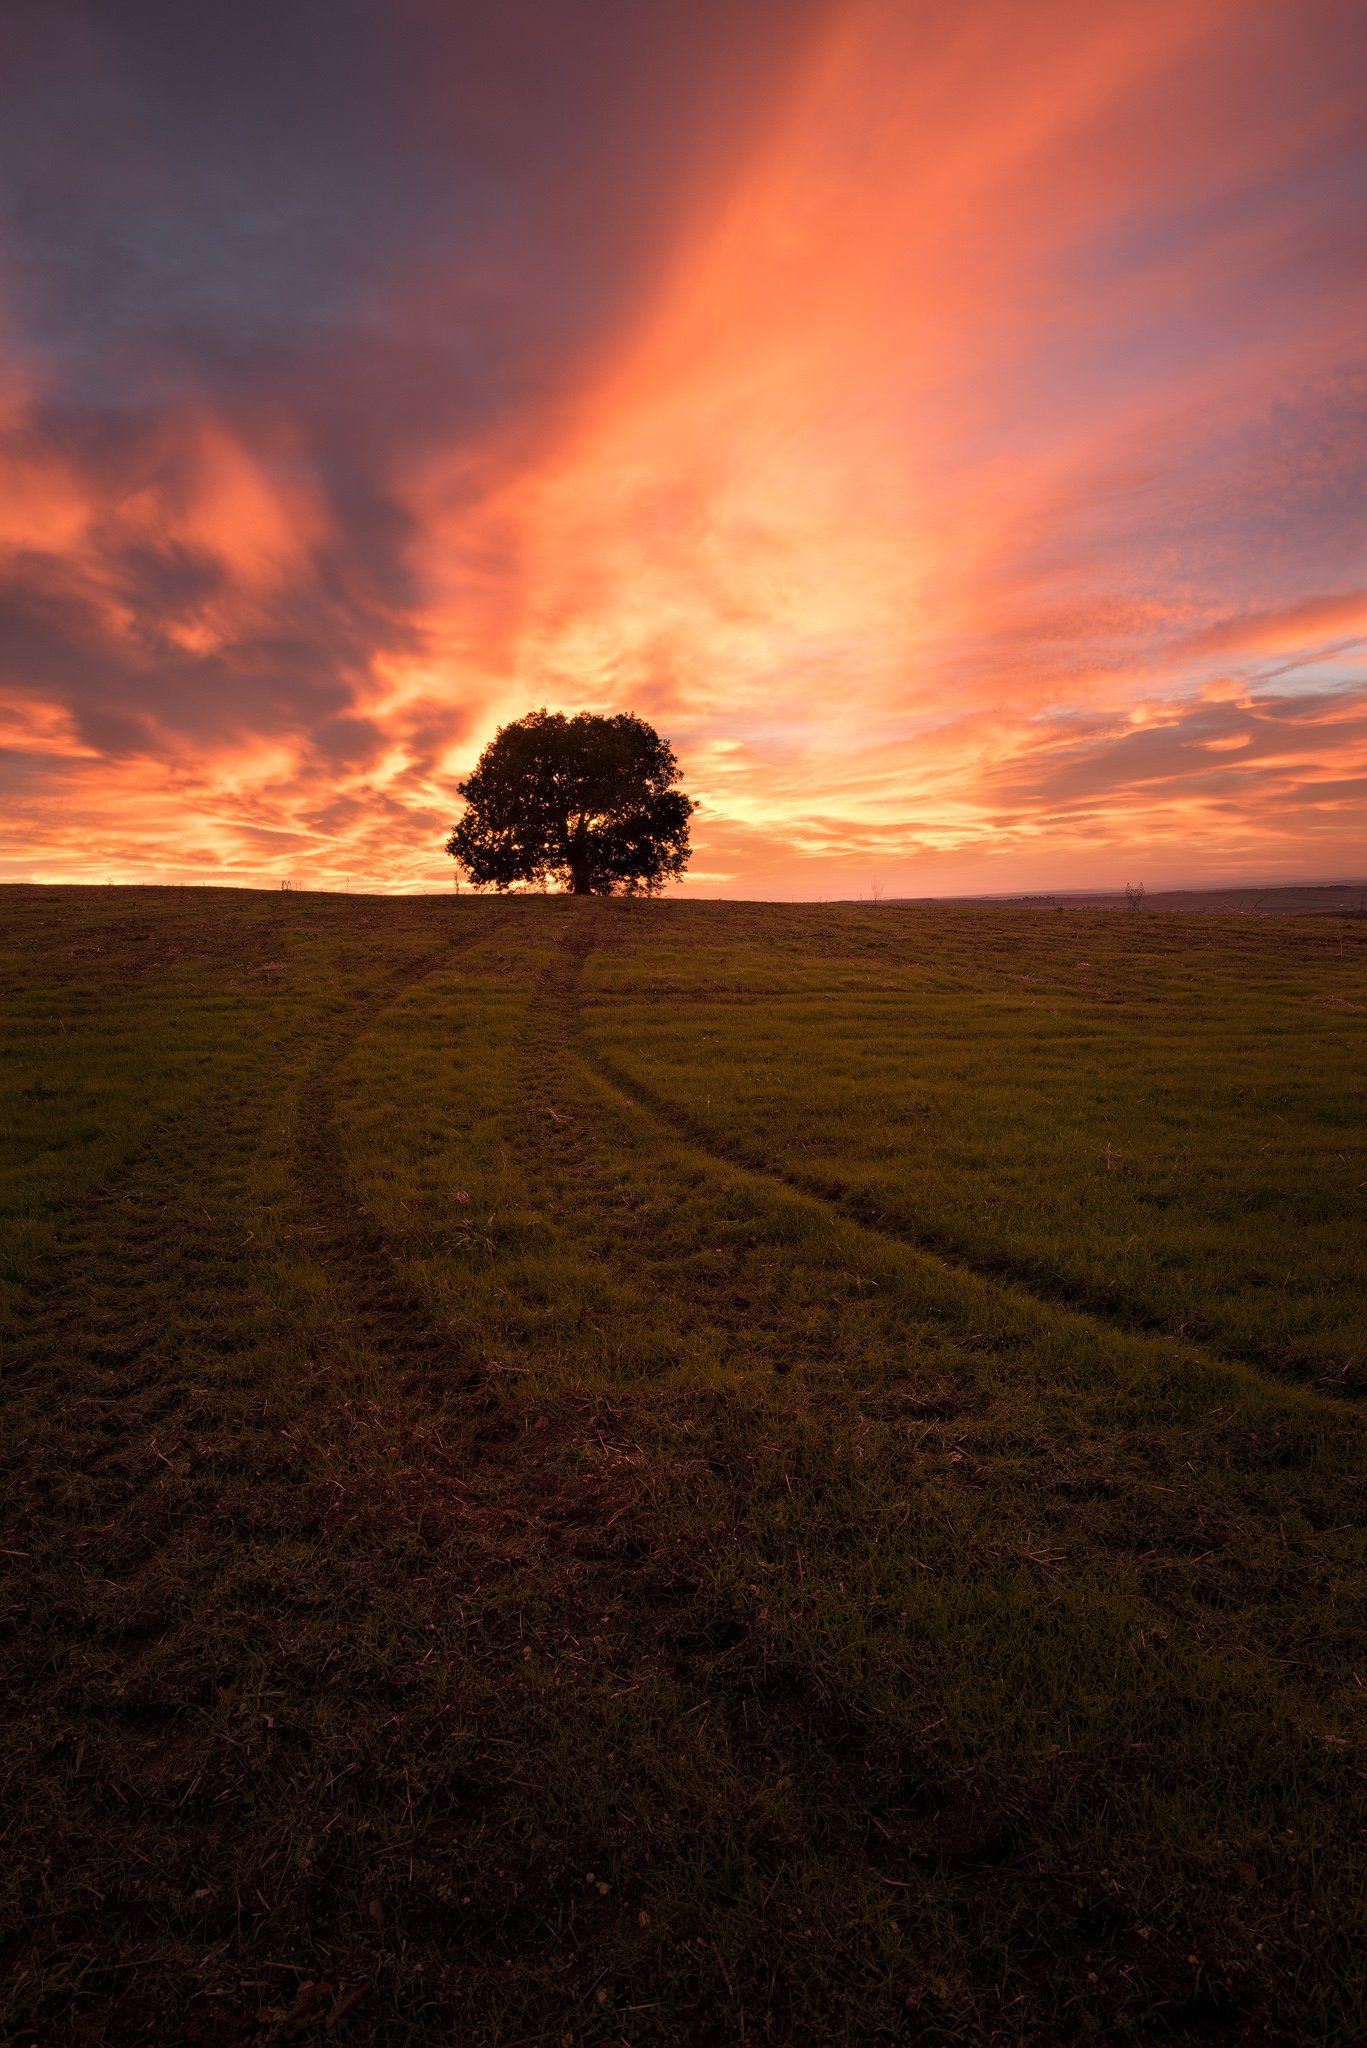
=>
[445,709,694,896]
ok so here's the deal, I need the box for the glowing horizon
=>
[1,0,1363,896]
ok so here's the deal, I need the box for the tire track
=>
[510,905,604,1200]
[1,950,489,1769]
[550,933,1358,1410]
[3,924,487,1588]
[512,909,830,1377]
[296,911,650,1567]
[293,920,489,1402]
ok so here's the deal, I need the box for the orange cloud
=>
[387,0,1362,894]
[1,0,1363,893]
[1184,592,1367,661]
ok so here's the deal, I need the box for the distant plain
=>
[2,887,1363,2045]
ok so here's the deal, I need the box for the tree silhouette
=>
[445,709,693,896]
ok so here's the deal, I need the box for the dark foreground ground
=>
[2,888,1364,2045]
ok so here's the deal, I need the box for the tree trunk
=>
[569,846,593,895]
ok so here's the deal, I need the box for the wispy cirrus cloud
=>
[0,0,1362,892]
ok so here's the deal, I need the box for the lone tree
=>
[446,709,693,896]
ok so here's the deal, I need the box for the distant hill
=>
[888,883,1367,915]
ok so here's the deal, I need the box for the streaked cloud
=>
[0,0,1362,891]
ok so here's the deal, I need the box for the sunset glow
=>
[2,0,1363,894]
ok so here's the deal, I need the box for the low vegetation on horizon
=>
[2,887,1364,2045]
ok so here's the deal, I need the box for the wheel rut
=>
[293,924,489,1401]
[4,924,488,1601]
[297,910,656,1567]
[513,909,821,1377]
[546,934,1357,1410]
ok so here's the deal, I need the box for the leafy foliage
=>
[446,708,693,894]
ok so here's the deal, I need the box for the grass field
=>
[2,886,1364,2046]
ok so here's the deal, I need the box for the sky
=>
[1,0,1363,897]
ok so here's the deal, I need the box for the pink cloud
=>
[0,0,1363,892]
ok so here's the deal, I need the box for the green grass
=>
[1,886,1363,2046]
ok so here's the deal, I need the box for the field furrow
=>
[2,888,1363,2048]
